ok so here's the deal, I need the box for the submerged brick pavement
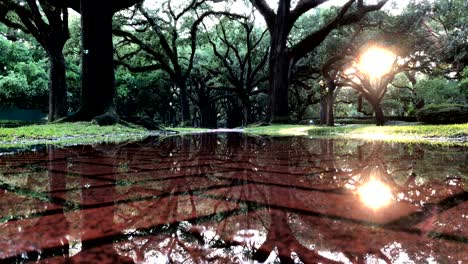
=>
[0,133,466,263]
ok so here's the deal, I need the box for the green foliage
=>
[289,10,331,47]
[0,27,49,110]
[0,39,31,74]
[416,104,468,124]
[459,67,468,101]
[335,118,375,125]
[63,17,82,112]
[114,68,174,122]
[382,99,405,116]
[0,66,48,109]
[0,72,29,99]
[414,78,463,104]
[430,0,468,69]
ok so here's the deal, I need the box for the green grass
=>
[245,123,468,146]
[165,127,212,133]
[2,122,466,150]
[0,122,151,151]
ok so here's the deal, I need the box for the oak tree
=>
[0,0,69,121]
[250,0,388,123]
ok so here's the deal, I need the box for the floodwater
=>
[0,133,466,263]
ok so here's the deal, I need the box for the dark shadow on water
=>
[0,133,466,263]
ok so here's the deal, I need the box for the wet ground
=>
[0,133,466,263]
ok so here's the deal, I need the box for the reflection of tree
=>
[19,146,72,261]
[68,144,135,263]
[254,210,341,264]
[249,138,344,264]
[3,134,465,263]
[207,137,466,263]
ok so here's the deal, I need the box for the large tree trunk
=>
[66,1,117,123]
[199,101,217,128]
[319,90,327,125]
[70,152,134,263]
[226,98,243,128]
[178,81,191,126]
[362,95,385,126]
[242,100,251,127]
[267,0,291,124]
[357,94,372,116]
[326,81,336,126]
[373,103,385,126]
[207,110,217,128]
[326,93,335,126]
[47,48,68,121]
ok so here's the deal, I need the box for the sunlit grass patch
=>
[245,123,468,146]
[338,123,468,138]
[244,124,342,136]
[166,127,212,133]
[243,125,312,136]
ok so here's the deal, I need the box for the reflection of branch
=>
[254,210,342,264]
[403,171,417,187]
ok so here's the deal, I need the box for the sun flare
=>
[358,178,393,210]
[358,47,396,78]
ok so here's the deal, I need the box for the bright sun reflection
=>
[358,47,396,78]
[358,178,393,210]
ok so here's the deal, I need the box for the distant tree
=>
[114,67,176,125]
[378,0,468,118]
[318,6,437,125]
[288,79,320,122]
[414,77,463,105]
[385,72,423,116]
[203,15,269,126]
[0,0,69,121]
[249,0,388,123]
[187,70,220,128]
[114,0,241,126]
[336,43,433,125]
[318,26,363,126]
[289,15,381,126]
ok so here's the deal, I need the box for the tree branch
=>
[290,0,388,63]
[249,0,275,30]
[113,28,175,76]
[112,0,143,13]
[186,10,245,79]
[290,0,330,25]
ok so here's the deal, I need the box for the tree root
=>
[53,109,127,126]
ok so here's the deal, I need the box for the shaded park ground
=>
[0,133,466,263]
[0,122,467,152]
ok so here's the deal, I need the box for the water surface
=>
[0,133,466,263]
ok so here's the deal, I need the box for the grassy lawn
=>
[245,123,468,146]
[165,127,212,133]
[1,122,466,151]
[0,122,150,151]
